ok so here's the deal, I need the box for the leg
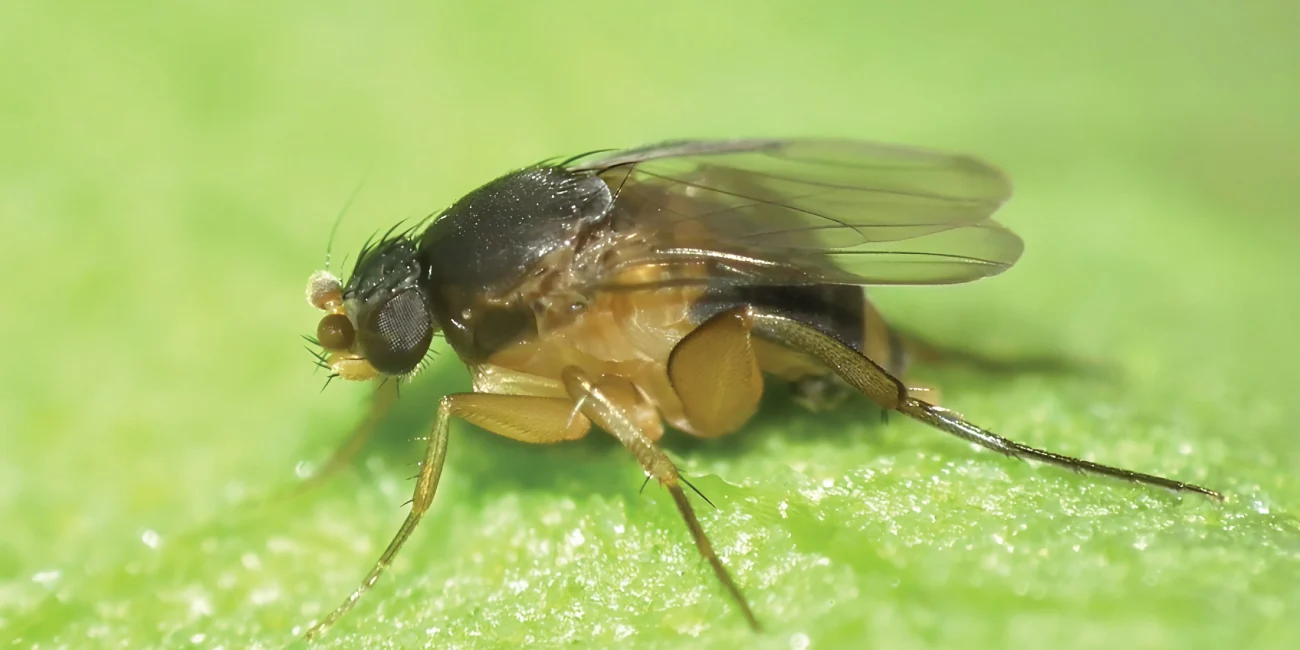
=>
[668,308,764,437]
[790,374,941,413]
[450,393,591,443]
[304,392,592,641]
[746,309,1223,500]
[904,381,945,407]
[290,379,399,497]
[560,367,762,631]
[243,380,398,515]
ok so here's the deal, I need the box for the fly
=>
[297,138,1222,639]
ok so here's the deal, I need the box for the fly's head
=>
[306,237,437,381]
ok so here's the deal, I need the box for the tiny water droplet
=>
[790,632,811,650]
[31,569,61,585]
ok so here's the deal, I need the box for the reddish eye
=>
[317,313,355,350]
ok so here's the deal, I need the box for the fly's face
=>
[306,238,437,380]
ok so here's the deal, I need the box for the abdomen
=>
[690,283,908,380]
[482,281,905,439]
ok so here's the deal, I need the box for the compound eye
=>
[316,313,355,351]
[357,290,434,375]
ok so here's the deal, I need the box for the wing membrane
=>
[569,138,1022,287]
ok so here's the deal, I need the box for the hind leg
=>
[732,307,1221,500]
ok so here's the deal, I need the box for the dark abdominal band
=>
[689,283,908,377]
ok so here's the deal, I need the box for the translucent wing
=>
[567,138,1022,287]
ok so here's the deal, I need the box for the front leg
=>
[667,307,764,436]
[304,391,592,641]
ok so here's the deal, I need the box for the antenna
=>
[325,162,375,272]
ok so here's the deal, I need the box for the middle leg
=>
[559,366,762,631]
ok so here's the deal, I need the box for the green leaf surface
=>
[3,2,1298,649]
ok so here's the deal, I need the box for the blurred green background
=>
[2,1,1298,648]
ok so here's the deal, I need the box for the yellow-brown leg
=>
[450,393,591,443]
[559,367,761,630]
[287,379,399,498]
[668,308,764,437]
[789,374,942,414]
[743,308,1223,500]
[304,392,592,641]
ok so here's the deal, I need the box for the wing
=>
[567,138,1022,287]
